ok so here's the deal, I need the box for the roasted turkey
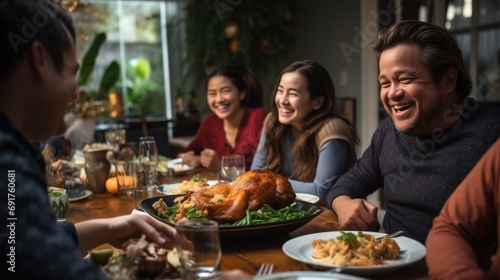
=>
[174,170,296,222]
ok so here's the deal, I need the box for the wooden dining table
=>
[68,169,429,280]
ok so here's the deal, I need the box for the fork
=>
[256,263,274,276]
[376,230,404,241]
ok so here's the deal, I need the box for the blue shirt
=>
[251,128,349,199]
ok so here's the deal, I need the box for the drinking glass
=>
[115,161,138,200]
[176,219,221,279]
[134,185,156,211]
[138,136,159,187]
[220,155,245,183]
[48,189,70,223]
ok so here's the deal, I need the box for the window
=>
[446,0,500,103]
[71,0,173,118]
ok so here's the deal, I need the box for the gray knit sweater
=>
[325,99,500,244]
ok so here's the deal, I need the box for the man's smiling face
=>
[378,43,447,136]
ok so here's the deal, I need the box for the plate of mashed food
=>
[282,231,426,275]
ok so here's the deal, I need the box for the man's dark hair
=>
[0,0,75,80]
[372,20,472,100]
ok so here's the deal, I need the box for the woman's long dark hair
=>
[263,60,358,181]
[206,65,263,108]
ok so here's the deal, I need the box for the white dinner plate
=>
[295,193,320,204]
[159,180,220,195]
[69,190,92,202]
[167,158,194,174]
[282,231,426,275]
[254,271,368,280]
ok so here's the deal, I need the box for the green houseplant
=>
[74,32,120,117]
[123,57,160,117]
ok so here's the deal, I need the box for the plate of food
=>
[282,231,426,275]
[97,235,182,279]
[142,195,323,242]
[69,190,92,202]
[141,170,324,242]
[167,158,193,174]
[159,178,220,195]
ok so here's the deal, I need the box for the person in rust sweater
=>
[179,65,266,171]
[426,138,500,279]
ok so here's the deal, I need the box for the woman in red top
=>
[179,66,266,171]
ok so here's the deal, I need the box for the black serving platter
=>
[140,195,324,242]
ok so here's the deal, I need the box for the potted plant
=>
[72,32,121,119]
[123,57,160,117]
[64,32,120,150]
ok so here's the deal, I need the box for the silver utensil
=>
[376,230,404,240]
[256,263,274,276]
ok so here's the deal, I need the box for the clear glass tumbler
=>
[138,136,159,187]
[176,219,221,279]
[115,161,138,200]
[220,154,245,183]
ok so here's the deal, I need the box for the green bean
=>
[185,207,206,219]
[225,204,311,226]
[159,200,311,226]
[245,209,251,225]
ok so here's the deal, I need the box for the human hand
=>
[76,214,177,253]
[179,151,201,167]
[200,149,221,171]
[106,214,177,249]
[332,196,379,231]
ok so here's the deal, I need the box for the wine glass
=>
[220,155,245,183]
[138,136,159,187]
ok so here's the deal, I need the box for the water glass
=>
[134,186,156,210]
[139,136,159,187]
[48,190,70,223]
[176,219,221,279]
[115,162,138,200]
[220,155,245,183]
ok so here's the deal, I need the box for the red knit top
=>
[181,107,267,169]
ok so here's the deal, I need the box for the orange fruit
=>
[105,177,119,195]
[106,176,138,195]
